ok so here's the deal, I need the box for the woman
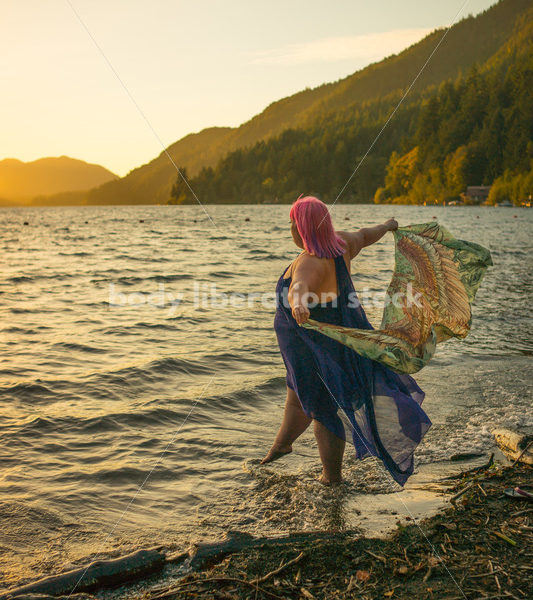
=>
[262,196,431,486]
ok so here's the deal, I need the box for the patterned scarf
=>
[302,222,493,374]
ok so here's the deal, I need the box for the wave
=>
[7,275,34,283]
[207,270,237,278]
[7,273,79,284]
[92,273,192,285]
[52,342,107,354]
[1,326,39,334]
[113,254,172,263]
[85,355,215,391]
[248,253,291,261]
[147,356,214,375]
[164,315,210,324]
[0,382,59,400]
[52,465,181,485]
[132,321,178,330]
[5,405,211,439]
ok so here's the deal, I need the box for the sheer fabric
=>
[274,251,431,486]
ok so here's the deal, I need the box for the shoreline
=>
[1,202,530,208]
[136,459,531,600]
[4,455,530,600]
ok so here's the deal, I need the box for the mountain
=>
[0,156,117,204]
[167,0,532,205]
[31,0,533,205]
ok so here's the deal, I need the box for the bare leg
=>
[261,387,312,464]
[313,419,345,485]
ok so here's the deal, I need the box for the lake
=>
[0,203,531,588]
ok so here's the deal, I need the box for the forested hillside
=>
[172,92,419,204]
[171,1,532,205]
[374,10,533,205]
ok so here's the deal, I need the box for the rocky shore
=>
[3,453,531,600]
[137,460,531,600]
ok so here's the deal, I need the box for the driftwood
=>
[0,549,166,599]
[1,532,355,599]
[493,428,533,465]
[179,530,360,571]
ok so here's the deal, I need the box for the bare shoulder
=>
[337,230,364,260]
[295,252,327,273]
[291,253,327,284]
[286,252,314,274]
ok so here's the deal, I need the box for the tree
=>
[445,145,469,196]
[169,167,192,204]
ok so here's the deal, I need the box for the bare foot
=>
[260,445,292,464]
[318,473,343,486]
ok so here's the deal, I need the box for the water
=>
[0,204,531,588]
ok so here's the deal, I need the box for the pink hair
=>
[289,195,346,259]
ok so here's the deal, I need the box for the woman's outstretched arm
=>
[339,218,398,260]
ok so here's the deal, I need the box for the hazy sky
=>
[2,0,497,176]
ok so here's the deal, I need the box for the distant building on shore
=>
[461,186,491,204]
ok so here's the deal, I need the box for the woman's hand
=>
[292,304,310,324]
[385,218,398,231]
